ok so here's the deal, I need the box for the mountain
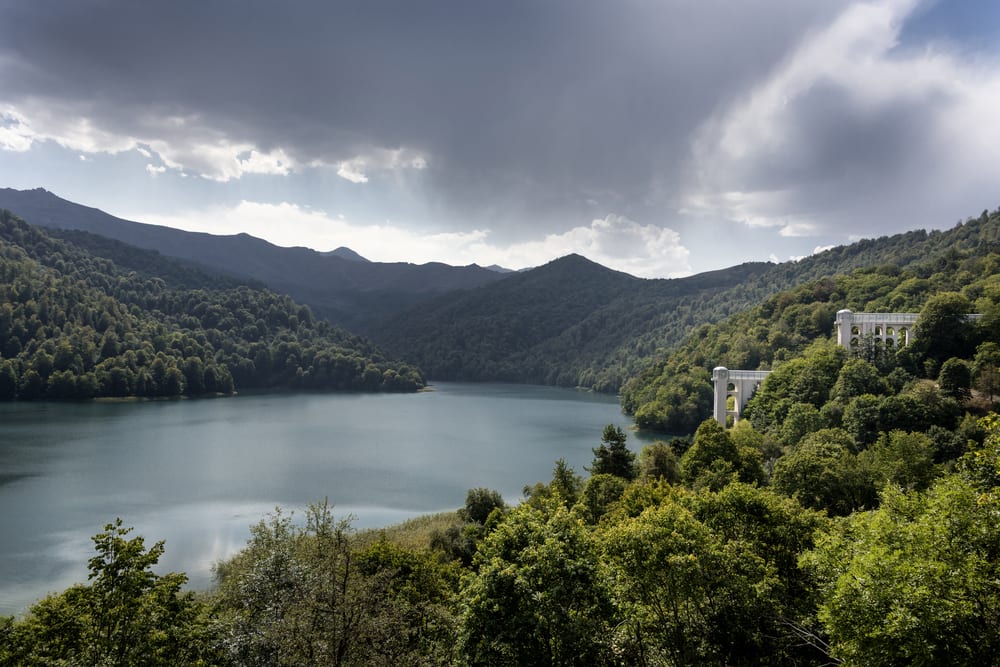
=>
[0,188,506,332]
[324,246,369,262]
[371,212,1000,393]
[0,209,424,399]
[483,264,516,273]
[372,254,776,391]
[622,208,1000,433]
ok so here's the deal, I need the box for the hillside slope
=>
[623,208,1000,433]
[0,210,424,399]
[0,188,506,331]
[373,217,991,392]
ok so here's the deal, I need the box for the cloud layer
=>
[1,0,999,275]
[136,202,691,279]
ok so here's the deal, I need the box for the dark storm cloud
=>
[0,0,845,237]
[686,0,1000,239]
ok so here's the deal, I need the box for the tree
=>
[681,419,763,489]
[831,358,887,402]
[5,519,216,666]
[973,342,1000,405]
[0,359,17,400]
[575,473,627,525]
[599,488,811,665]
[458,505,615,666]
[842,394,881,448]
[914,292,976,370]
[938,357,971,402]
[588,424,636,480]
[214,501,456,666]
[637,441,681,483]
[779,402,822,447]
[803,476,1000,665]
[865,431,937,493]
[460,487,506,525]
[771,429,877,516]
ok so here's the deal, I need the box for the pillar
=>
[712,367,729,425]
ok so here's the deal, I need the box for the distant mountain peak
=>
[479,263,515,273]
[323,246,370,262]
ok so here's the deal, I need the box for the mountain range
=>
[2,187,993,393]
[0,188,506,332]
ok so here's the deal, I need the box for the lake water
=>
[0,382,645,614]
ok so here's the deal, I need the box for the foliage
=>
[803,474,1000,665]
[213,501,456,666]
[587,424,636,480]
[599,483,829,665]
[2,519,218,666]
[637,441,681,483]
[771,429,878,516]
[625,208,1000,431]
[458,488,506,525]
[457,504,615,666]
[680,420,764,489]
[0,210,424,400]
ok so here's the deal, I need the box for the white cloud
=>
[334,148,428,184]
[779,222,820,237]
[0,101,297,181]
[237,148,294,176]
[336,160,369,184]
[145,163,166,175]
[128,203,690,278]
[493,215,691,278]
[0,97,432,185]
[77,154,89,162]
[0,107,35,151]
[685,0,1000,236]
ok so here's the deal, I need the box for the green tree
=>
[831,358,887,402]
[0,359,17,400]
[588,424,636,480]
[574,473,627,525]
[803,476,1000,665]
[771,429,877,516]
[215,501,455,666]
[5,519,216,666]
[779,402,822,447]
[459,487,507,525]
[681,420,763,489]
[914,292,976,370]
[458,504,614,666]
[842,393,881,448]
[938,357,972,402]
[637,441,681,483]
[599,488,811,665]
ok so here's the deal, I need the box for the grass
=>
[357,510,464,551]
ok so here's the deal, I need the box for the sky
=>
[1,0,999,278]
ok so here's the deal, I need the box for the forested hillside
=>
[373,216,995,392]
[0,209,424,400]
[623,208,1000,433]
[0,188,506,332]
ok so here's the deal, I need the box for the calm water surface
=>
[0,382,644,614]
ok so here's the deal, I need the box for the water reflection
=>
[0,383,636,614]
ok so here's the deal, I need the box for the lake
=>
[0,382,647,614]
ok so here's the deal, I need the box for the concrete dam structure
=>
[711,309,982,425]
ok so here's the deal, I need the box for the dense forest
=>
[623,208,1000,433]
[0,209,424,400]
[373,214,998,393]
[4,209,1000,665]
